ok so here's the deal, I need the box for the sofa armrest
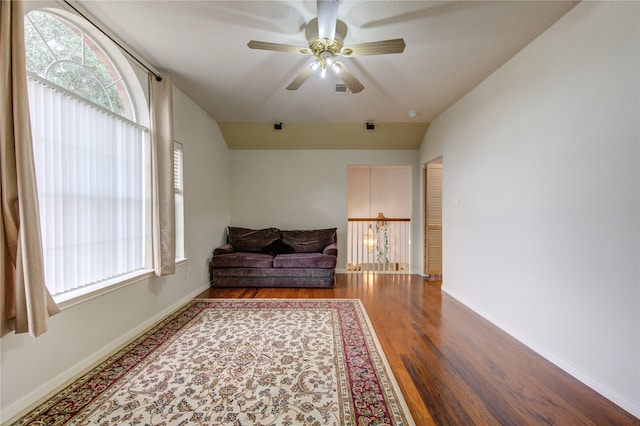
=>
[214,243,235,256]
[323,243,338,257]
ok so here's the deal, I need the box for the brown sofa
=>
[209,227,337,288]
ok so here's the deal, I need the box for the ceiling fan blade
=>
[248,40,310,54]
[317,0,339,40]
[336,62,364,94]
[286,63,317,91]
[341,38,406,57]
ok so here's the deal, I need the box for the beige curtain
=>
[0,0,60,337]
[149,74,176,276]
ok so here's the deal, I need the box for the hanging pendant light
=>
[364,166,377,252]
[365,223,377,251]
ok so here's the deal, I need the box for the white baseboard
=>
[2,284,209,424]
[441,286,640,419]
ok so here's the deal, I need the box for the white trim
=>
[2,279,206,424]
[441,286,640,419]
[54,258,188,310]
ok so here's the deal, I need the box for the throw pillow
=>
[281,228,337,253]
[261,239,295,256]
[228,227,280,252]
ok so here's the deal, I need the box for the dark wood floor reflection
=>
[196,274,639,425]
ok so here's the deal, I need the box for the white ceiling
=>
[76,0,577,140]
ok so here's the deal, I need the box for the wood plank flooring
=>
[196,273,639,425]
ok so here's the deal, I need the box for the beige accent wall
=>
[219,122,429,150]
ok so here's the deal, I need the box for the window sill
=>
[54,258,188,311]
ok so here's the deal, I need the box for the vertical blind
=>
[174,141,184,259]
[27,77,146,296]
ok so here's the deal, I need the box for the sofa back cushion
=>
[228,227,280,252]
[281,228,337,253]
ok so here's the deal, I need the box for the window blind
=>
[27,77,146,296]
[174,141,185,259]
[174,141,183,193]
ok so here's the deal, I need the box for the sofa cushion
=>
[213,243,235,256]
[228,227,280,252]
[281,228,337,253]
[323,243,338,257]
[273,253,337,269]
[210,252,274,268]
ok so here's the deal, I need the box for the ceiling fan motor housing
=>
[310,36,344,67]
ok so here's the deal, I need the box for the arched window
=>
[24,10,135,119]
[24,9,152,302]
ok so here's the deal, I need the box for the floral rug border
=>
[12,298,415,425]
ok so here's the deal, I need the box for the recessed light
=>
[408,110,418,118]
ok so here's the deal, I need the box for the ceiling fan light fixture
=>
[247,0,405,93]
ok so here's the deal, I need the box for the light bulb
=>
[326,56,333,66]
[311,62,320,71]
[332,63,341,74]
[321,67,327,78]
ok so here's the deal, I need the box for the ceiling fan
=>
[247,0,405,94]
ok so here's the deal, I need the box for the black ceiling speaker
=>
[274,122,283,130]
[366,122,375,130]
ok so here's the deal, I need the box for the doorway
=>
[347,165,412,273]
[424,159,443,281]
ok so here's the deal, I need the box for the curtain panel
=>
[1,0,59,337]
[149,75,176,276]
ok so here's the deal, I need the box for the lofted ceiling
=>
[75,0,578,149]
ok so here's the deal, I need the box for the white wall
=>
[347,166,413,218]
[0,86,231,420]
[419,1,639,416]
[229,150,421,272]
[173,88,232,276]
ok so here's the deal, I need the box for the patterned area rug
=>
[13,299,414,425]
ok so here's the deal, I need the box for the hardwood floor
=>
[196,273,639,425]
